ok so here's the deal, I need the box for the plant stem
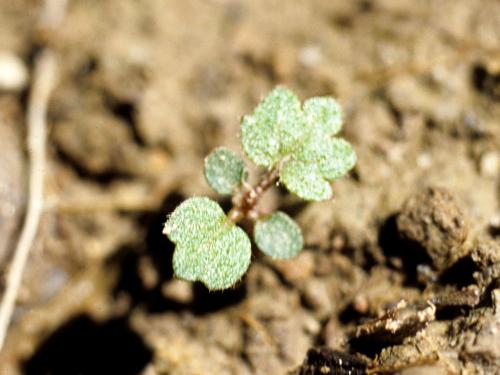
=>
[228,167,280,223]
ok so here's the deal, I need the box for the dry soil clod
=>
[397,187,469,271]
[349,300,436,347]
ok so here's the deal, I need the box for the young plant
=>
[163,87,356,290]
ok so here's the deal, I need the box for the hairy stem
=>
[228,167,280,223]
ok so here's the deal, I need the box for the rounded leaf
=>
[204,147,246,195]
[173,225,251,290]
[164,197,252,290]
[254,211,303,259]
[303,97,343,136]
[163,197,226,245]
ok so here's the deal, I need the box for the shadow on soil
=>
[378,214,433,287]
[23,315,152,375]
[111,192,247,315]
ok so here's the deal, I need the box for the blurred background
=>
[0,1,499,374]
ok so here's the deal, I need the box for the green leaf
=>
[163,197,225,245]
[240,86,356,201]
[204,147,246,195]
[254,211,303,259]
[317,138,357,180]
[163,197,251,290]
[280,160,332,201]
[303,97,342,136]
[241,87,305,167]
[281,136,356,200]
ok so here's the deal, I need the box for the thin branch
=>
[0,50,57,351]
[0,0,67,351]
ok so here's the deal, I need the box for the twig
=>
[0,50,57,351]
[0,0,67,351]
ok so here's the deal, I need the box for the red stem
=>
[228,167,280,223]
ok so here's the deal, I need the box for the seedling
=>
[163,87,356,290]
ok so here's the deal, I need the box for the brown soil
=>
[0,1,499,374]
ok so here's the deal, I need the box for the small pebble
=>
[138,256,158,290]
[40,268,68,302]
[303,315,321,335]
[162,279,193,304]
[298,45,323,68]
[479,151,499,178]
[353,294,369,314]
[272,251,315,284]
[0,51,28,91]
[489,214,500,236]
[417,153,432,169]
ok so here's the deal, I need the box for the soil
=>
[0,0,499,374]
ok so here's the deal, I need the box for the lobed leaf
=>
[254,211,303,259]
[282,136,356,200]
[163,197,251,290]
[241,87,305,167]
[303,97,342,136]
[280,160,332,201]
[240,87,356,201]
[204,147,246,195]
[317,138,357,180]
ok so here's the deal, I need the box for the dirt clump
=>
[397,187,469,271]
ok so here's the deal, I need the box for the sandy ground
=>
[0,0,499,374]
